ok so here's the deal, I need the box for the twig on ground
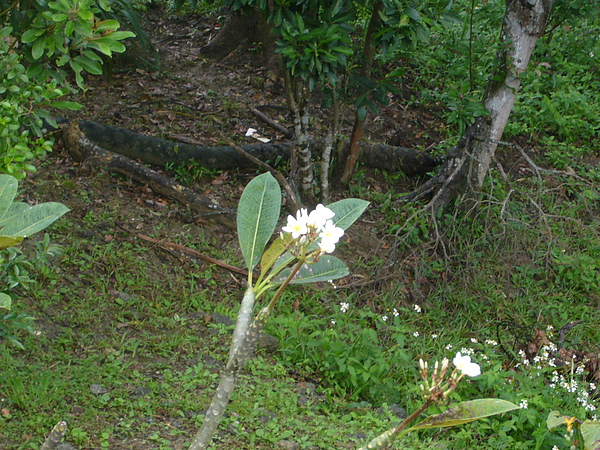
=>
[251,107,294,138]
[220,132,299,212]
[117,223,253,279]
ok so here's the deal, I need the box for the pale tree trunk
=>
[403,0,556,213]
[285,72,315,206]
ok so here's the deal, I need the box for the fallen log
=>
[74,119,441,175]
[62,120,236,229]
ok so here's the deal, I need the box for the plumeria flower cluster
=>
[282,204,344,255]
[418,352,481,403]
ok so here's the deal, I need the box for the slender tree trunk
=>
[403,0,556,213]
[285,72,315,206]
[339,0,383,184]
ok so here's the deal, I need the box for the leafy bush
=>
[0,174,69,347]
[0,0,135,177]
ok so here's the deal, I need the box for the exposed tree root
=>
[61,120,236,229]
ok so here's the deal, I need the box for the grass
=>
[1,155,598,449]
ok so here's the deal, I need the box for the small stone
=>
[90,384,108,395]
[277,440,300,450]
[258,333,279,353]
[132,386,153,397]
[258,409,277,425]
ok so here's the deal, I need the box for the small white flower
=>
[445,343,452,349]
[519,399,528,409]
[392,308,399,317]
[340,302,350,313]
[453,352,481,377]
[330,319,336,325]
[485,339,498,346]
[318,220,344,253]
[414,304,422,313]
[307,204,335,230]
[413,331,419,337]
[470,338,478,343]
[382,315,388,322]
[552,446,559,450]
[431,334,438,339]
[282,208,309,239]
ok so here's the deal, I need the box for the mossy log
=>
[74,119,440,175]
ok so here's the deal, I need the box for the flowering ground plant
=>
[358,353,518,449]
[430,328,600,448]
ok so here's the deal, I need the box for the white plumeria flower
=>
[308,204,335,230]
[453,352,481,377]
[318,219,344,253]
[282,208,309,239]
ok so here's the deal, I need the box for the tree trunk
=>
[404,0,556,213]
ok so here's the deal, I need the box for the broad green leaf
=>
[0,293,11,310]
[409,399,519,431]
[327,198,369,230]
[0,202,30,228]
[237,173,281,275]
[0,175,18,219]
[581,420,600,450]
[0,203,70,238]
[274,255,348,285]
[0,236,23,249]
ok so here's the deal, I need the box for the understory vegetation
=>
[1,0,599,448]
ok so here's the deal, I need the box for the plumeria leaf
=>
[0,203,70,238]
[327,199,369,230]
[408,399,519,431]
[237,173,281,275]
[0,175,18,220]
[273,255,348,285]
[581,420,600,450]
[260,233,293,274]
[546,411,568,431]
[0,236,23,250]
[0,293,12,310]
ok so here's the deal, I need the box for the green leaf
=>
[581,420,600,450]
[0,175,18,219]
[95,19,120,31]
[237,173,281,275]
[0,293,11,310]
[546,411,567,431]
[21,28,44,43]
[410,399,519,431]
[274,255,349,285]
[0,236,23,250]
[0,202,70,238]
[31,38,45,60]
[260,233,293,274]
[50,101,83,110]
[327,198,370,230]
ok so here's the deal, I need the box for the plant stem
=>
[394,398,433,435]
